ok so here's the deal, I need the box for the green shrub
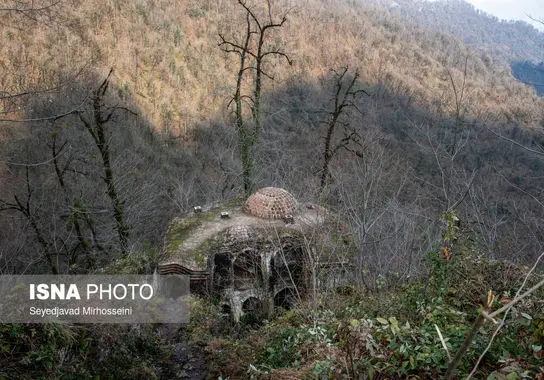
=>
[257,327,299,368]
[187,7,206,19]
[0,323,167,379]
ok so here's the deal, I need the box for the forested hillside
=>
[1,0,544,378]
[1,0,542,133]
[372,0,544,94]
[2,0,543,270]
[374,0,544,63]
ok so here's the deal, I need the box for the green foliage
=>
[257,327,300,368]
[186,297,232,346]
[164,208,218,259]
[187,7,207,19]
[0,323,166,378]
[534,318,544,345]
[136,2,146,19]
[0,323,75,375]
[335,304,486,377]
[202,216,544,378]
[255,309,338,371]
[104,244,158,274]
[311,359,335,378]
[88,325,163,379]
[173,27,182,46]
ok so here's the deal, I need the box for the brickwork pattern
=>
[226,225,253,241]
[244,187,297,219]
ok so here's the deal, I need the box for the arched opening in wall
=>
[274,288,297,310]
[214,253,231,292]
[220,303,233,324]
[270,245,304,290]
[233,249,261,290]
[242,297,263,313]
[221,303,231,315]
[241,296,264,325]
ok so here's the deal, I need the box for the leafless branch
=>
[0,95,90,123]
[0,0,61,12]
[467,251,544,379]
[485,125,544,156]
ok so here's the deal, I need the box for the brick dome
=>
[244,187,297,219]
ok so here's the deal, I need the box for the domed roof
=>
[244,187,297,219]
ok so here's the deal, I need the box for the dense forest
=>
[1,0,544,378]
[372,0,544,95]
[374,0,544,64]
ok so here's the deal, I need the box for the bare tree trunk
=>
[219,0,291,197]
[318,67,368,198]
[319,111,340,195]
[49,130,101,269]
[0,167,58,273]
[78,70,130,255]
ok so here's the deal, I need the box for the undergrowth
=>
[189,213,544,379]
[0,323,167,379]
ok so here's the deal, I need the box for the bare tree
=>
[219,0,291,196]
[75,69,134,256]
[441,53,471,155]
[318,67,369,198]
[48,124,105,268]
[0,166,59,273]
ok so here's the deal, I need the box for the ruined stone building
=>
[158,187,350,322]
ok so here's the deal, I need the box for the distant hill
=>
[370,0,544,94]
[373,0,544,64]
